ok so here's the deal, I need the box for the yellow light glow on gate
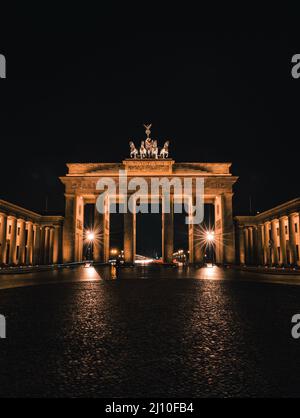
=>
[206,231,215,243]
[84,226,104,249]
[86,231,95,242]
[192,224,233,257]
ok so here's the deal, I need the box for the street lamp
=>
[86,230,95,261]
[206,231,215,242]
[205,230,215,265]
[87,231,95,242]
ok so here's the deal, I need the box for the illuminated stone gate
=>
[60,159,238,265]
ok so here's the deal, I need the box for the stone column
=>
[193,225,204,264]
[271,219,279,266]
[33,225,41,265]
[124,209,136,265]
[63,194,75,263]
[288,213,297,266]
[18,219,26,265]
[252,226,259,265]
[44,227,50,265]
[74,196,84,262]
[258,225,265,265]
[8,216,17,265]
[93,204,102,262]
[104,200,110,263]
[188,197,195,264]
[26,221,34,265]
[256,225,263,265]
[188,216,194,264]
[238,225,245,265]
[53,225,62,264]
[297,213,300,266]
[243,227,249,265]
[49,227,54,264]
[248,227,254,265]
[39,227,46,265]
[279,216,288,266]
[94,197,110,263]
[190,196,204,265]
[222,193,235,264]
[0,213,7,264]
[214,196,223,264]
[264,222,271,266]
[162,195,174,263]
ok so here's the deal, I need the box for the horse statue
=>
[139,141,147,159]
[160,140,170,159]
[129,141,138,159]
[151,140,159,159]
[145,137,153,158]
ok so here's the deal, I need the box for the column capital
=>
[222,192,234,198]
[65,193,75,199]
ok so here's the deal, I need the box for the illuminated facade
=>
[0,200,63,266]
[235,198,300,267]
[60,159,238,265]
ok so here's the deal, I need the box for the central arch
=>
[136,203,162,259]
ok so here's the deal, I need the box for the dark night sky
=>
[0,6,300,219]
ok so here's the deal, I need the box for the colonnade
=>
[236,210,300,267]
[63,192,236,265]
[0,202,63,267]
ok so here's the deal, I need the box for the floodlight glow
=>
[87,232,95,241]
[206,231,215,242]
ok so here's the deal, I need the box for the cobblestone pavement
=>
[0,265,300,397]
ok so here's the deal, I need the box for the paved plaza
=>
[0,266,300,397]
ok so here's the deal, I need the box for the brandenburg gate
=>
[60,159,238,265]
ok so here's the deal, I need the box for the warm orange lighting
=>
[84,266,100,280]
[204,265,217,278]
[135,258,153,264]
[206,231,215,242]
[86,231,95,241]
